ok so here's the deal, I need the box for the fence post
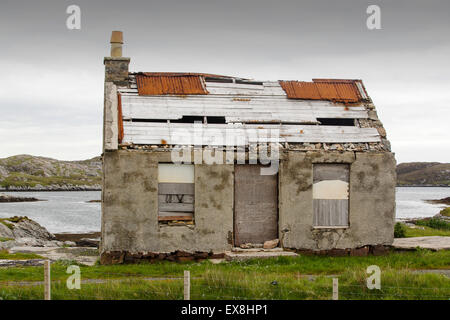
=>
[184,270,190,300]
[44,260,51,300]
[332,278,338,300]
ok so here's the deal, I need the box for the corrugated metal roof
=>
[279,79,366,103]
[135,73,209,95]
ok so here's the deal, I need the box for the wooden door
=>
[234,165,278,246]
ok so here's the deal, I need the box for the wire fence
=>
[1,262,449,300]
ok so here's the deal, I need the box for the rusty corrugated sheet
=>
[135,73,209,95]
[117,93,124,143]
[279,79,365,103]
[313,79,369,101]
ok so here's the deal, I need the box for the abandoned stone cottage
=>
[100,31,396,264]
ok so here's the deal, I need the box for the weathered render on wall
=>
[102,150,234,254]
[279,151,396,251]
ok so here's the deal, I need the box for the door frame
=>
[233,164,279,247]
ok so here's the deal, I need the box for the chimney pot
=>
[110,31,123,44]
[110,31,123,57]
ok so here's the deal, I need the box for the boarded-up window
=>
[313,164,349,227]
[158,164,194,223]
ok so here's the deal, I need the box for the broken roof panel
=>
[279,79,367,103]
[135,73,209,96]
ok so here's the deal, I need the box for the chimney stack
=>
[104,31,130,86]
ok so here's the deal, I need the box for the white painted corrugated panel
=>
[122,122,380,145]
[119,94,368,122]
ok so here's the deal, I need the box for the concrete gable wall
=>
[101,150,234,253]
[279,151,396,251]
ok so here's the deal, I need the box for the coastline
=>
[2,186,448,192]
[0,186,101,192]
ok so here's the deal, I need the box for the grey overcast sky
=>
[0,0,448,163]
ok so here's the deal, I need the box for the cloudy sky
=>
[0,0,448,163]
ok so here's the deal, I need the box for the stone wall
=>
[101,150,234,258]
[101,149,396,264]
[279,150,396,251]
[104,57,130,86]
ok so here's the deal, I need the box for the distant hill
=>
[0,155,101,191]
[0,155,448,190]
[397,162,450,186]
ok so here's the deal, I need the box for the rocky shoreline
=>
[424,197,450,205]
[0,185,101,192]
[0,216,100,250]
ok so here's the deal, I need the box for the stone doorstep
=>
[225,250,298,261]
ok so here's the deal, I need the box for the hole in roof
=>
[205,77,234,83]
[317,118,355,126]
[207,116,226,124]
[235,79,263,86]
[170,116,204,123]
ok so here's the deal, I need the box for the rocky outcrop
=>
[0,216,73,249]
[425,197,450,205]
[0,194,42,202]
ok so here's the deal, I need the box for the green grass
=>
[0,262,448,300]
[398,214,450,237]
[0,251,448,300]
[0,216,30,230]
[404,225,450,237]
[0,237,13,242]
[415,218,450,231]
[440,207,450,217]
[394,222,406,238]
[0,220,14,229]
[0,250,44,260]
[0,250,449,279]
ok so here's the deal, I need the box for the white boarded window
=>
[313,164,349,227]
[158,164,194,223]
